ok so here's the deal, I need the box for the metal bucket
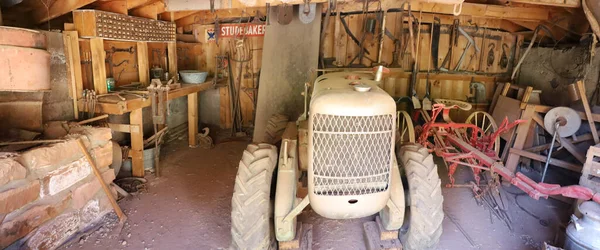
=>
[143,145,160,171]
[565,201,600,250]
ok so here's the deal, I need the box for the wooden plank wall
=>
[176,11,521,128]
[79,40,171,88]
[322,12,520,73]
[176,24,264,129]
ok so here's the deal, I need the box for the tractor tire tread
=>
[231,143,278,250]
[400,143,444,250]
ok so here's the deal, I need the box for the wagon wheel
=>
[465,111,500,155]
[397,111,415,145]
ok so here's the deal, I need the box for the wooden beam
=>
[127,0,153,9]
[577,80,600,144]
[130,1,166,20]
[176,7,265,27]
[337,1,553,21]
[90,38,108,95]
[32,0,96,24]
[167,42,178,77]
[505,104,536,173]
[509,148,582,173]
[130,108,144,177]
[95,0,128,14]
[507,0,580,8]
[136,42,149,86]
[535,104,600,122]
[63,31,84,120]
[159,10,198,21]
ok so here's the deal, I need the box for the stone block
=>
[25,210,80,250]
[17,139,80,173]
[40,157,90,197]
[0,158,27,186]
[0,181,40,214]
[71,170,116,209]
[90,142,113,168]
[68,127,111,148]
[0,194,71,248]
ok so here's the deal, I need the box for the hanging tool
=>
[454,27,480,71]
[439,20,459,71]
[266,3,271,25]
[499,43,510,69]
[487,43,495,67]
[277,4,293,25]
[409,10,422,109]
[431,17,441,70]
[423,73,432,110]
[376,10,387,65]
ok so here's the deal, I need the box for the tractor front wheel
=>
[230,143,278,250]
[398,143,444,250]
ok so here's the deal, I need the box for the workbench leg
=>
[130,109,145,177]
[188,92,198,148]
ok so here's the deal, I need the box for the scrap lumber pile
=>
[490,81,600,200]
[0,126,119,249]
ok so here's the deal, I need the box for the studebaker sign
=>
[206,23,266,41]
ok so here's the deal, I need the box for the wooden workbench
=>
[78,81,213,177]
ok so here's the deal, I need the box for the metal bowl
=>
[179,70,208,84]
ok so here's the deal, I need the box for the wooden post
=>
[130,109,145,177]
[63,31,84,120]
[137,42,149,86]
[576,80,599,144]
[188,92,198,147]
[505,104,536,173]
[90,38,108,94]
[167,42,178,78]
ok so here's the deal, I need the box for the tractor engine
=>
[308,72,397,219]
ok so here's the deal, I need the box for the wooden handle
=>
[76,139,127,222]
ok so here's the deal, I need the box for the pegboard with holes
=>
[73,10,176,42]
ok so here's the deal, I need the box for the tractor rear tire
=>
[230,143,278,250]
[264,114,289,144]
[398,143,444,250]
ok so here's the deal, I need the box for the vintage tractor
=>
[229,69,444,250]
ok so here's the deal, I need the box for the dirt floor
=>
[61,139,573,250]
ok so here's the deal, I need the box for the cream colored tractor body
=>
[230,71,444,250]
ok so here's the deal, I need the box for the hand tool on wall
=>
[487,43,495,67]
[423,73,432,110]
[499,43,510,69]
[431,17,441,70]
[454,27,480,71]
[409,10,422,109]
[439,20,459,71]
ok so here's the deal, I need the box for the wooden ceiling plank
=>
[95,0,128,14]
[127,0,153,9]
[130,1,166,20]
[175,7,265,27]
[32,0,97,23]
[159,10,198,21]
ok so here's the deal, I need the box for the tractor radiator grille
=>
[312,114,394,196]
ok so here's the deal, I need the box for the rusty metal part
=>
[0,26,47,49]
[277,4,293,25]
[418,103,600,206]
[0,45,51,92]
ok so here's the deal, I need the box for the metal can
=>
[565,201,600,250]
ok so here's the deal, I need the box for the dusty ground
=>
[61,139,572,250]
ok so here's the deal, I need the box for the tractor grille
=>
[312,114,394,196]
